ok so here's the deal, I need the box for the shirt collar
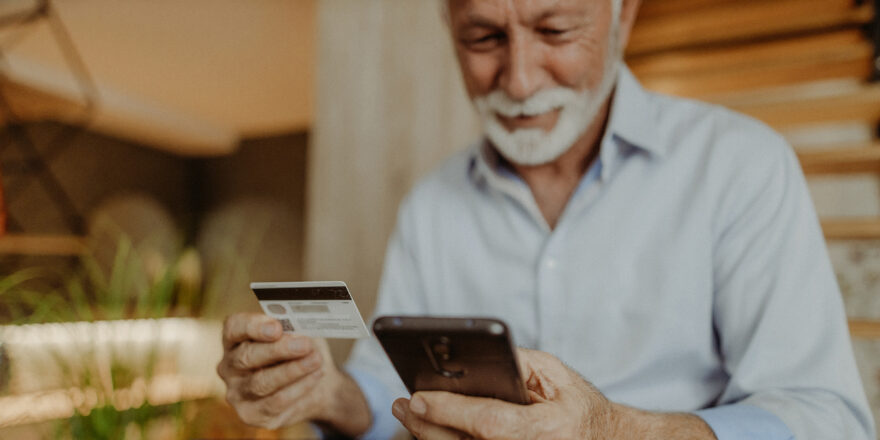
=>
[468,62,663,186]
[604,63,664,158]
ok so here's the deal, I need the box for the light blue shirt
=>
[342,65,876,440]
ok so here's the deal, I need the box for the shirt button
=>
[545,258,557,269]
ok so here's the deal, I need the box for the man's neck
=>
[503,97,612,230]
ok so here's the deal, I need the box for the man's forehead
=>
[447,0,595,25]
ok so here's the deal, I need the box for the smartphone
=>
[373,316,529,404]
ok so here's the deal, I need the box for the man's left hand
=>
[391,347,717,440]
[391,347,618,439]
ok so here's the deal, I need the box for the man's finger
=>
[515,347,558,378]
[223,313,282,349]
[261,369,325,423]
[237,369,325,429]
[515,347,563,401]
[392,398,466,440]
[244,350,323,397]
[409,391,526,439]
[229,335,314,371]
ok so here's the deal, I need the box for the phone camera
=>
[432,343,450,361]
[489,322,504,335]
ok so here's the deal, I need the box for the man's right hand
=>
[217,313,372,435]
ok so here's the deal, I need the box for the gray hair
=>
[440,0,623,23]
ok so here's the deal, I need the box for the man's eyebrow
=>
[456,6,589,30]
[459,13,504,29]
[532,10,558,22]
[532,8,591,23]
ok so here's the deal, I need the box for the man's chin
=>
[485,114,587,166]
[489,136,566,167]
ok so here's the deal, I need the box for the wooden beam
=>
[628,0,874,55]
[714,83,880,129]
[797,144,880,175]
[822,218,880,240]
[849,319,880,340]
[0,234,86,256]
[629,29,875,97]
[0,56,239,157]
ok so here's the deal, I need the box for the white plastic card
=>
[251,281,369,339]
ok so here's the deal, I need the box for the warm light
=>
[0,318,224,427]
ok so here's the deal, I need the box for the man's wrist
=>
[314,371,372,437]
[609,403,717,440]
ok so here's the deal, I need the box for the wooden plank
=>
[822,219,880,240]
[0,234,86,256]
[715,83,880,129]
[641,58,872,98]
[628,0,873,55]
[637,0,740,19]
[849,319,880,340]
[797,145,880,175]
[630,30,874,97]
[629,30,871,78]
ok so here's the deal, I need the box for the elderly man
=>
[217,0,875,438]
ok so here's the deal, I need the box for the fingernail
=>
[410,395,426,415]
[392,401,405,419]
[262,323,277,337]
[289,339,308,353]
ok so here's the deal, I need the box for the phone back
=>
[373,316,529,404]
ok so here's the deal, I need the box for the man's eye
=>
[539,28,567,36]
[463,33,505,49]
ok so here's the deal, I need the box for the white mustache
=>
[479,88,581,118]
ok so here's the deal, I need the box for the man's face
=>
[447,0,622,165]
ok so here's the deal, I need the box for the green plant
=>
[0,210,273,439]
[0,236,201,324]
[0,236,204,440]
[64,401,183,440]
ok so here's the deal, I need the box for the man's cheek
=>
[460,55,500,93]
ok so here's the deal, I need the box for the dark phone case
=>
[373,316,529,404]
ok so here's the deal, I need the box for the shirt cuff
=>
[694,404,794,440]
[335,366,402,440]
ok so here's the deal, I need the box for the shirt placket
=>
[534,171,607,352]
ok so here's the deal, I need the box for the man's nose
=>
[499,35,546,101]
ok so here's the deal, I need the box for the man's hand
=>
[216,313,371,436]
[392,348,717,439]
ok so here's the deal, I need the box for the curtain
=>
[306,0,480,361]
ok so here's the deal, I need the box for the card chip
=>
[278,319,295,332]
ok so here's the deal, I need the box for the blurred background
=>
[0,0,877,438]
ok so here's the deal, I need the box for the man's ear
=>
[617,0,642,51]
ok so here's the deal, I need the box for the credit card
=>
[251,281,370,339]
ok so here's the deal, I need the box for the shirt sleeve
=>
[342,366,404,440]
[695,404,793,439]
[709,128,875,440]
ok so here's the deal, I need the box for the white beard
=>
[471,23,622,166]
